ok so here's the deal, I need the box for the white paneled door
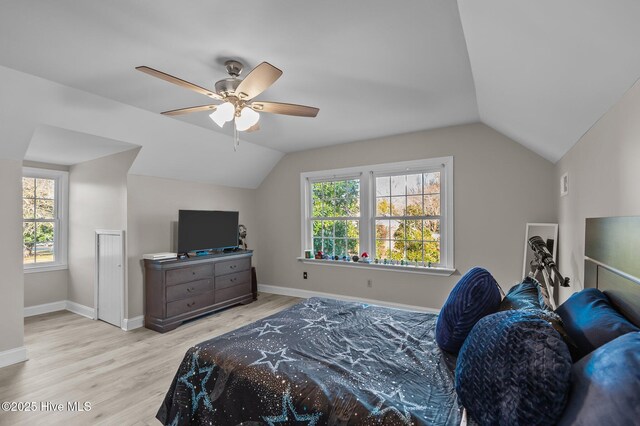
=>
[96,231,124,328]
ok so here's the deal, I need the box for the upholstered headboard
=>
[584,216,640,328]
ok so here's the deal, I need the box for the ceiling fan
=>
[136,60,319,149]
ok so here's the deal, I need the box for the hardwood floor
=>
[0,293,300,426]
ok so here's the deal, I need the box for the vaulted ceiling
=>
[1,1,639,186]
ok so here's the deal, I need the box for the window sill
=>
[24,264,68,274]
[296,257,456,276]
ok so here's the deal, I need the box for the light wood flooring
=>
[0,293,300,426]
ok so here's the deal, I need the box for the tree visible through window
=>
[22,177,57,264]
[375,172,441,264]
[302,157,453,270]
[311,179,360,258]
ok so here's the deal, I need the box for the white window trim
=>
[23,167,69,273]
[300,156,454,274]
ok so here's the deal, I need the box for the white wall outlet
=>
[560,172,569,197]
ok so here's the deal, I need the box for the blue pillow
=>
[558,332,640,426]
[456,310,572,426]
[435,267,501,353]
[555,288,639,360]
[500,278,579,358]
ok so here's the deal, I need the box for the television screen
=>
[178,210,239,253]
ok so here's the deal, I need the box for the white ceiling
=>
[0,0,478,154]
[25,126,140,166]
[0,0,639,181]
[458,0,640,161]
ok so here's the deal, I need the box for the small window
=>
[22,168,68,272]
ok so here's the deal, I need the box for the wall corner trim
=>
[65,301,95,319]
[0,346,28,368]
[257,284,441,314]
[122,316,144,331]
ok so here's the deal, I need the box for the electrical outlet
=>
[367,279,372,288]
[303,272,308,279]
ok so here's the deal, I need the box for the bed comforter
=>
[157,297,463,425]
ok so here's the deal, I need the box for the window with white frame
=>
[310,177,361,258]
[22,167,68,271]
[301,157,453,270]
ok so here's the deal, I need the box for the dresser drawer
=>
[166,279,213,302]
[216,282,251,303]
[215,257,250,276]
[216,270,250,291]
[166,264,214,286]
[166,291,214,318]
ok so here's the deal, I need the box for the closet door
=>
[96,230,124,328]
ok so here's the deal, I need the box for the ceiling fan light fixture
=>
[235,106,260,131]
[209,101,235,127]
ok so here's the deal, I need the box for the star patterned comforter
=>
[157,297,463,425]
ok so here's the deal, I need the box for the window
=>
[22,167,68,272]
[301,157,453,272]
[374,171,442,265]
[310,178,360,258]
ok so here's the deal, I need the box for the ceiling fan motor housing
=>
[214,78,241,96]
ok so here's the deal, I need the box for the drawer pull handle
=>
[187,302,195,307]
[187,287,194,293]
[230,265,236,269]
[192,271,196,275]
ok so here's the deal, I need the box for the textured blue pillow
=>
[456,310,572,426]
[435,267,501,353]
[558,332,640,426]
[555,288,639,360]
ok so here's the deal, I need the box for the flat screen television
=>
[178,210,239,254]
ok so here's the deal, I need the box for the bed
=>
[157,297,462,425]
[157,216,640,426]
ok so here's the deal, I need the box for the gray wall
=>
[23,270,68,307]
[256,123,557,310]
[555,78,640,302]
[126,174,259,318]
[0,158,25,352]
[68,149,139,309]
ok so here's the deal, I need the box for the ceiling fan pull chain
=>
[233,120,239,151]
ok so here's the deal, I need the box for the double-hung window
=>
[301,157,453,273]
[22,167,68,272]
[309,177,361,258]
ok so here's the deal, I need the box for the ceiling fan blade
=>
[251,101,319,117]
[136,66,222,100]
[161,104,218,116]
[235,62,283,100]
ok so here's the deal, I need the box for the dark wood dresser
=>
[143,251,255,333]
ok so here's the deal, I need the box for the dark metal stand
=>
[527,236,570,310]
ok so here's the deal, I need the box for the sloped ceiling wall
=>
[458,0,640,161]
[0,1,639,188]
[0,65,283,189]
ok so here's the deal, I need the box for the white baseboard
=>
[65,301,95,319]
[258,284,440,314]
[0,346,28,368]
[24,300,67,317]
[121,316,144,331]
[24,302,144,332]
